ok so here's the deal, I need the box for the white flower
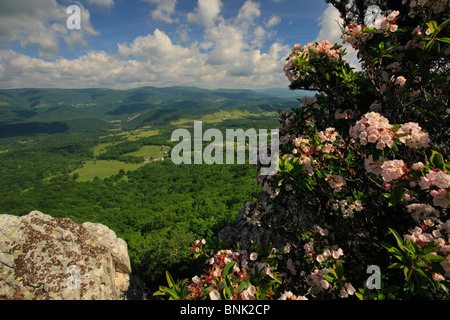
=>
[209,289,220,300]
[249,252,258,261]
[316,254,326,263]
[191,276,201,285]
[332,248,344,259]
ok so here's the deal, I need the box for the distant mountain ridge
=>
[0,86,301,137]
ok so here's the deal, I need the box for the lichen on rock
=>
[0,211,147,300]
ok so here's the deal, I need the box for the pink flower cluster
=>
[380,160,406,183]
[278,291,308,300]
[397,122,431,148]
[364,155,387,176]
[342,11,400,49]
[408,218,450,279]
[376,11,400,32]
[350,112,395,150]
[307,267,355,298]
[308,268,332,290]
[417,170,450,209]
[301,96,318,107]
[340,283,356,298]
[418,170,450,190]
[326,174,346,192]
[284,53,298,82]
[393,75,407,86]
[430,189,449,209]
[284,41,342,81]
[406,203,441,222]
[318,127,338,143]
[316,246,344,264]
[350,112,430,151]
[332,199,364,219]
[406,226,436,247]
[293,136,312,153]
[302,40,342,62]
[335,108,356,120]
[342,23,366,49]
[404,218,450,280]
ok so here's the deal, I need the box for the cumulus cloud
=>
[0,0,98,58]
[0,0,291,90]
[236,0,261,24]
[117,29,192,62]
[187,0,222,27]
[315,4,361,70]
[266,15,281,28]
[205,21,245,65]
[147,0,178,23]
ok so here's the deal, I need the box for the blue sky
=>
[0,0,356,90]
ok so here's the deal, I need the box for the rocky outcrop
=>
[0,211,147,300]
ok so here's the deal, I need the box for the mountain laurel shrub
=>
[155,0,449,300]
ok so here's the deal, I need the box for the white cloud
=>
[0,0,292,90]
[0,0,98,58]
[147,0,178,23]
[252,26,266,48]
[266,15,281,28]
[315,4,361,70]
[117,29,192,62]
[187,0,222,27]
[203,18,243,65]
[236,0,261,24]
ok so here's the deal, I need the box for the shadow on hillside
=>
[0,122,69,138]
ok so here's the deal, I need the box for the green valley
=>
[0,86,296,290]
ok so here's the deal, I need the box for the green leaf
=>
[237,282,249,293]
[388,262,403,269]
[322,273,335,282]
[413,268,427,278]
[404,267,412,281]
[425,254,445,263]
[389,187,403,206]
[165,271,175,288]
[285,161,294,172]
[223,261,236,277]
[389,228,405,251]
[223,276,233,298]
[437,37,450,44]
[335,263,344,279]
[169,288,181,300]
[430,150,445,170]
[425,21,438,33]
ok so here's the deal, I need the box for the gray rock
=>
[0,211,147,300]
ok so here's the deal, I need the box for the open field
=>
[170,109,277,126]
[93,143,114,156]
[71,160,147,182]
[124,145,164,159]
[100,127,160,141]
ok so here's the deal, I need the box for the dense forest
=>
[0,102,281,288]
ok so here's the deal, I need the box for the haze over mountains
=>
[0,86,312,138]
